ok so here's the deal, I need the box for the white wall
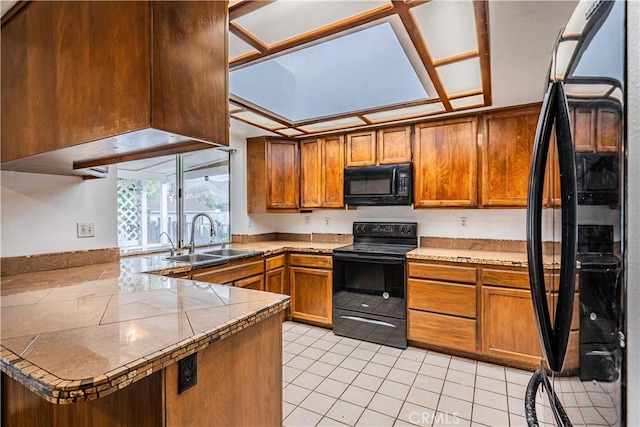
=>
[251,208,528,241]
[0,171,118,257]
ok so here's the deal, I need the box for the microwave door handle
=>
[391,168,397,195]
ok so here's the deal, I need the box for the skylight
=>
[229,22,429,123]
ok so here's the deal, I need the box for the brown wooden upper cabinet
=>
[300,136,345,208]
[345,127,411,167]
[414,118,478,207]
[247,137,300,213]
[1,1,228,176]
[571,106,621,153]
[481,107,539,207]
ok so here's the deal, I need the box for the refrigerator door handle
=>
[527,81,577,373]
[527,81,558,370]
[552,81,578,372]
[525,368,573,427]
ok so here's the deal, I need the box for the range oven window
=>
[341,259,404,297]
[333,254,406,298]
[349,178,391,195]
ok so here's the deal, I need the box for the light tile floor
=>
[281,321,619,427]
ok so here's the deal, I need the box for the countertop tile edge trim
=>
[0,297,290,404]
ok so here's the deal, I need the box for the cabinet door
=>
[414,118,477,207]
[321,135,345,207]
[235,274,264,291]
[300,139,322,208]
[377,126,412,164]
[481,286,542,366]
[267,140,299,209]
[290,267,332,326]
[345,131,376,167]
[265,267,286,294]
[481,108,539,206]
[596,107,621,153]
[1,1,150,162]
[573,107,596,152]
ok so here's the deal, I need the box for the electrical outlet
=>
[77,222,95,238]
[460,217,468,228]
[305,216,310,224]
[178,353,198,394]
[325,217,331,227]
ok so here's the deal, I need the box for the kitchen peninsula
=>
[0,255,290,426]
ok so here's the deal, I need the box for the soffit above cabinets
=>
[227,0,491,138]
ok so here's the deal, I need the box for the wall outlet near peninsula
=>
[77,222,95,238]
[460,217,468,228]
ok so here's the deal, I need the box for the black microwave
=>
[576,152,619,205]
[343,163,412,206]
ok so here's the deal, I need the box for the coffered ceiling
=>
[229,0,579,139]
[228,0,492,137]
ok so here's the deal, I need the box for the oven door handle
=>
[340,316,397,328]
[333,253,405,264]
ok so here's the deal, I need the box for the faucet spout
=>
[159,232,175,256]
[189,213,216,254]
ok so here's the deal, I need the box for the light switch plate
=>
[77,222,95,238]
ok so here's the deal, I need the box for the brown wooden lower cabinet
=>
[289,255,332,328]
[481,286,542,366]
[408,309,477,353]
[235,274,264,291]
[407,259,573,370]
[1,313,283,427]
[190,258,264,288]
[290,267,332,326]
[265,266,286,294]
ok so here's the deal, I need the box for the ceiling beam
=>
[228,0,275,21]
[433,50,479,67]
[391,1,452,112]
[230,3,396,69]
[229,94,293,128]
[229,21,269,53]
[474,0,492,106]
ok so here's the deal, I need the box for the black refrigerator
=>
[525,0,626,426]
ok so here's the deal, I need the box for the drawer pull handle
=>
[340,316,396,328]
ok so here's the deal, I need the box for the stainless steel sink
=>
[202,249,254,257]
[164,254,222,263]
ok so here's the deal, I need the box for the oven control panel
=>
[353,222,417,238]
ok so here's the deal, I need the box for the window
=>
[117,149,230,254]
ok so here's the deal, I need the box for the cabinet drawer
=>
[192,259,264,284]
[481,268,529,289]
[408,279,476,318]
[408,310,477,352]
[408,262,476,284]
[289,254,332,269]
[235,274,264,291]
[265,254,285,271]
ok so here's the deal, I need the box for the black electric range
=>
[332,222,417,349]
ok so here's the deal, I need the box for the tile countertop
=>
[0,258,290,404]
[0,240,538,404]
[406,247,556,267]
[407,247,528,266]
